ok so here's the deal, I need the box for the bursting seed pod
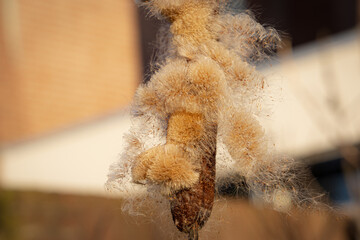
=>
[107,0,327,238]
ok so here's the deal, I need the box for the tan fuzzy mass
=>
[132,145,160,183]
[136,58,188,115]
[223,109,267,174]
[184,57,226,112]
[133,85,164,117]
[170,2,214,45]
[201,42,235,69]
[167,112,205,145]
[145,57,226,116]
[215,13,280,62]
[146,144,200,192]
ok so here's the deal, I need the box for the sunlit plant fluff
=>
[106,0,327,237]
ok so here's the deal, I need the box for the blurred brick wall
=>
[0,0,140,144]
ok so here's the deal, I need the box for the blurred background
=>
[0,0,359,239]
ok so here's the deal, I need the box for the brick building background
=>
[0,0,140,145]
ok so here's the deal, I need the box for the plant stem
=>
[188,227,199,240]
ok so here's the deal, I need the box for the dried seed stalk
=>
[107,0,329,238]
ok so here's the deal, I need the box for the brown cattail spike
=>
[169,123,217,234]
[106,0,329,238]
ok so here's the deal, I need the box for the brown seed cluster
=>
[106,0,328,238]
